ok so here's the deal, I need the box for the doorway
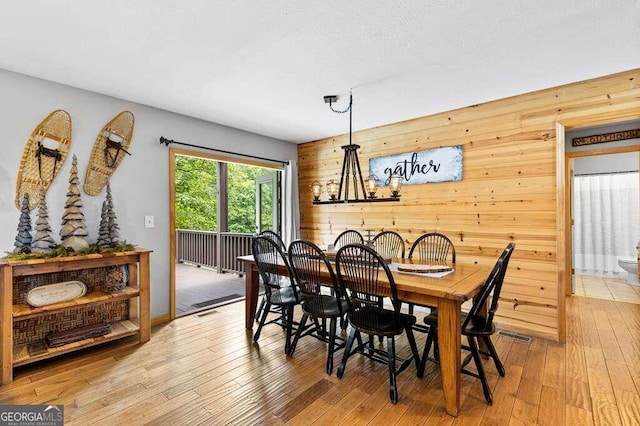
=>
[169,148,283,318]
[565,122,640,304]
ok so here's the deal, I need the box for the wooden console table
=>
[0,248,151,384]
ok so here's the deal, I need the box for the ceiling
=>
[1,1,639,144]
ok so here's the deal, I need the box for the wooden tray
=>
[396,264,453,273]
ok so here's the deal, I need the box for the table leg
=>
[244,263,260,330]
[437,298,461,417]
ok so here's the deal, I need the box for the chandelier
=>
[311,92,402,204]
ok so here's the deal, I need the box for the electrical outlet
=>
[144,215,154,228]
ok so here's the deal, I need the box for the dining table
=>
[237,254,490,417]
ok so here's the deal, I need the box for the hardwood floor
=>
[1,296,639,425]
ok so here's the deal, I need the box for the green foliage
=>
[174,156,218,231]
[227,163,262,233]
[175,155,277,234]
[4,242,137,260]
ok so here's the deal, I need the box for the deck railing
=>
[176,230,253,274]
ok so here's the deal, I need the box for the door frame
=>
[564,144,640,292]
[255,171,281,234]
[168,147,283,320]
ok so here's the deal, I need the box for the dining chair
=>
[255,230,288,323]
[417,243,515,404]
[258,230,287,252]
[372,231,405,259]
[333,229,364,250]
[406,232,456,319]
[252,236,300,355]
[287,239,348,374]
[335,243,421,404]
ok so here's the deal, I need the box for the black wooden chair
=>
[259,230,286,252]
[406,232,456,319]
[252,236,300,355]
[372,231,405,259]
[255,230,288,323]
[417,243,515,404]
[335,244,421,404]
[333,229,364,250]
[287,239,348,374]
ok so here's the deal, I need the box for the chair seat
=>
[268,285,299,306]
[352,307,416,336]
[302,295,348,318]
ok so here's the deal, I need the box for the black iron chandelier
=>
[311,92,402,204]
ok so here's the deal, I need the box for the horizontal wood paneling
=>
[298,68,640,341]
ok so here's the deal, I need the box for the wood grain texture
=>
[297,68,640,342]
[0,296,637,424]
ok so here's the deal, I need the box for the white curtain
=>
[573,172,639,276]
[282,160,300,245]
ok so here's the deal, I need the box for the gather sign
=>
[369,145,463,186]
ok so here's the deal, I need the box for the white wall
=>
[0,69,297,318]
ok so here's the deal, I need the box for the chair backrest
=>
[372,231,405,259]
[335,244,402,328]
[408,232,456,264]
[463,243,515,332]
[333,230,364,250]
[288,239,343,317]
[252,236,297,302]
[258,230,287,252]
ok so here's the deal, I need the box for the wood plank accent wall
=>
[297,68,640,342]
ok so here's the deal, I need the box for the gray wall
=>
[0,69,297,318]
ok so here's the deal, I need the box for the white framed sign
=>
[369,145,463,185]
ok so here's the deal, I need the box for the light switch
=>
[145,215,155,228]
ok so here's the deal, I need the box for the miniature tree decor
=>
[32,186,56,252]
[13,193,33,252]
[105,182,121,245]
[59,155,89,251]
[97,199,111,248]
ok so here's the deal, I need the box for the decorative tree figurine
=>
[13,193,33,253]
[59,155,89,251]
[97,199,111,248]
[105,182,121,245]
[32,186,56,252]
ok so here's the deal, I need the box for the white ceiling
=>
[1,1,639,143]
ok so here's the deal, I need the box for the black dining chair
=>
[417,243,515,404]
[252,236,300,355]
[287,239,348,374]
[335,243,421,404]
[255,230,288,323]
[333,229,364,250]
[372,231,405,259]
[406,232,456,320]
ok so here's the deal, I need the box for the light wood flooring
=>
[574,274,640,304]
[1,295,639,425]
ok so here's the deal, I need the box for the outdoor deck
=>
[176,262,247,316]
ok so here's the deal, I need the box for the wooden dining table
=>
[237,254,490,417]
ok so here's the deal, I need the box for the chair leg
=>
[253,299,271,343]
[288,313,308,356]
[255,297,266,323]
[405,325,421,371]
[482,336,505,376]
[468,336,493,404]
[284,305,295,355]
[326,318,337,374]
[386,336,398,404]
[337,328,358,379]
[408,303,414,315]
[417,326,435,377]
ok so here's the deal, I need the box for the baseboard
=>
[151,314,171,327]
